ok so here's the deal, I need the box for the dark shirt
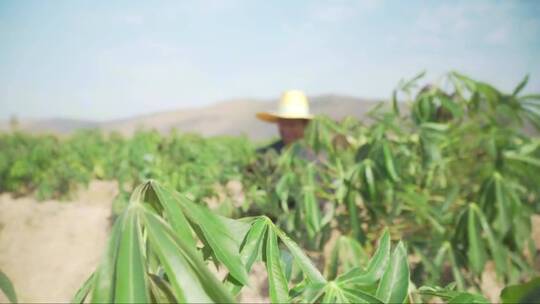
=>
[256,140,325,164]
[256,140,285,154]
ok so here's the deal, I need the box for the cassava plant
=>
[243,71,540,292]
[74,180,420,304]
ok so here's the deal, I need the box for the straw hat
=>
[256,90,314,123]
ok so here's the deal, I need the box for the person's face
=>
[277,118,308,145]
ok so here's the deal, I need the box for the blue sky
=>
[1,0,539,121]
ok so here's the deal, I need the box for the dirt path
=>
[0,181,117,303]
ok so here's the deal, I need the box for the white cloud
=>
[405,1,539,50]
[485,26,510,45]
[147,41,183,57]
[187,0,241,15]
[415,4,471,36]
[118,14,144,26]
[309,0,382,23]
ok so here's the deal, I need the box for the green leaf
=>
[228,218,268,294]
[264,226,289,303]
[0,270,17,304]
[149,181,196,248]
[467,207,486,275]
[501,277,540,304]
[366,230,392,277]
[512,74,529,96]
[472,204,508,276]
[275,223,326,284]
[477,82,501,104]
[91,212,124,303]
[419,286,489,304]
[364,161,376,199]
[218,216,252,251]
[304,165,321,236]
[321,283,339,303]
[148,273,177,304]
[392,90,400,115]
[239,218,267,271]
[325,240,341,281]
[337,229,391,285]
[504,153,540,167]
[334,288,349,303]
[494,176,511,234]
[449,293,490,304]
[325,235,368,281]
[440,96,463,118]
[382,142,400,182]
[342,287,383,304]
[300,282,327,303]
[177,193,250,285]
[452,71,477,91]
[448,245,466,291]
[142,207,235,303]
[72,273,94,304]
[520,93,540,100]
[375,242,409,304]
[421,122,449,132]
[346,191,363,243]
[276,173,291,212]
[402,70,426,91]
[114,209,149,303]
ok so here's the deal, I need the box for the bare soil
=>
[532,214,540,250]
[0,181,117,303]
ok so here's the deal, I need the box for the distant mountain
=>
[1,118,99,135]
[1,95,384,140]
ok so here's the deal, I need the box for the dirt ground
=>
[0,181,117,303]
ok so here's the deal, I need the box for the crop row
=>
[0,72,539,302]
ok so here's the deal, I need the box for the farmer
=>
[256,90,313,154]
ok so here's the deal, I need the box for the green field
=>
[1,72,540,303]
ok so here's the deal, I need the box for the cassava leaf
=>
[228,218,268,294]
[176,193,249,285]
[375,242,409,304]
[337,229,390,286]
[467,207,487,275]
[275,223,326,284]
[501,277,540,304]
[72,273,94,304]
[142,207,235,303]
[91,212,124,303]
[114,208,149,303]
[0,270,17,304]
[148,273,177,304]
[513,74,529,96]
[382,142,400,182]
[149,181,196,248]
[472,204,508,276]
[264,226,289,303]
[342,287,383,304]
